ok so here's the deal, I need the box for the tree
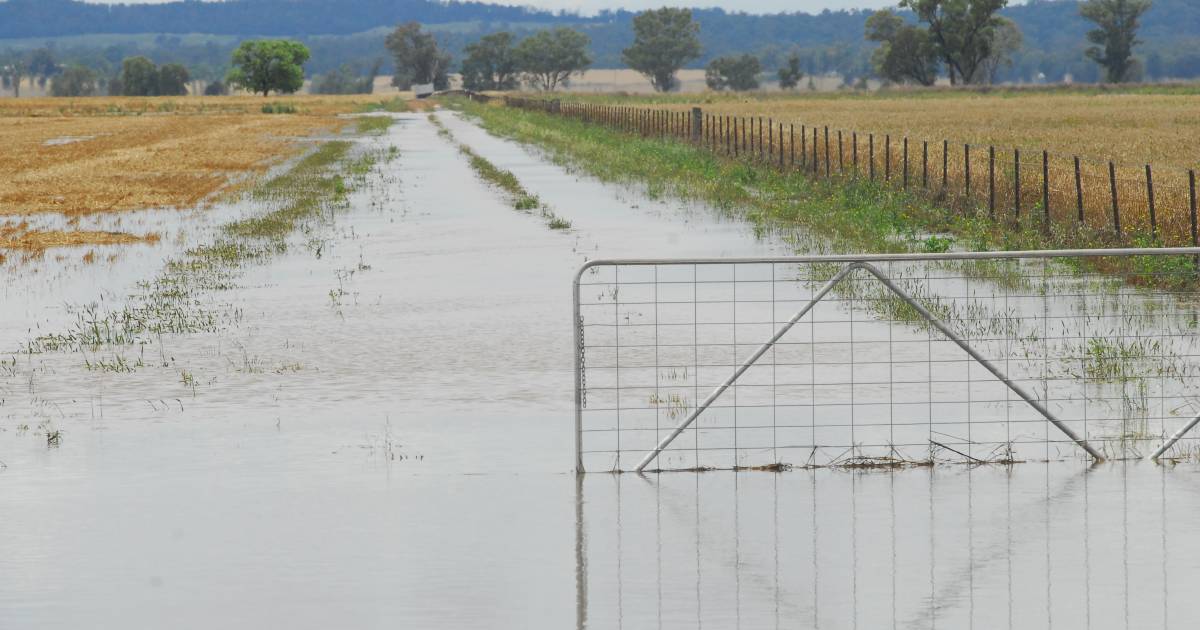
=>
[865,9,940,86]
[158,63,190,96]
[226,40,310,97]
[204,80,229,96]
[51,65,98,97]
[778,53,804,90]
[705,55,761,91]
[0,50,26,97]
[120,56,160,96]
[461,32,520,91]
[900,0,1009,85]
[977,18,1023,84]
[385,22,451,91]
[1081,0,1152,83]
[622,8,701,92]
[514,28,591,91]
[312,62,378,94]
[25,48,60,89]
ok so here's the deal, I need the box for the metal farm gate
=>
[572,249,1200,472]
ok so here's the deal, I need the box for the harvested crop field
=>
[0,95,404,253]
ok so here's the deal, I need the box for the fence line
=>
[499,96,1200,248]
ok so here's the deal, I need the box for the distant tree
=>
[900,0,1009,85]
[977,18,1023,84]
[1081,0,1152,83]
[25,48,60,89]
[515,28,591,91]
[385,22,451,91]
[312,62,378,94]
[777,53,804,90]
[120,56,160,96]
[204,80,229,96]
[226,40,310,97]
[461,32,520,91]
[0,50,26,97]
[51,65,98,97]
[622,8,701,92]
[157,63,190,96]
[865,9,940,86]
[705,55,761,91]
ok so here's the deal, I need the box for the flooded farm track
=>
[1,112,1199,628]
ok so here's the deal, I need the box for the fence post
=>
[691,107,703,143]
[768,119,774,163]
[1146,164,1157,238]
[800,125,806,167]
[838,130,844,174]
[780,124,786,169]
[923,140,929,189]
[1190,170,1198,254]
[812,127,819,175]
[1014,148,1021,227]
[942,140,948,191]
[790,124,795,167]
[903,137,909,189]
[965,144,972,199]
[1109,161,1121,236]
[849,131,859,172]
[869,134,875,180]
[885,135,891,182]
[1042,150,1050,233]
[1075,156,1084,225]
[988,146,995,218]
[824,127,830,178]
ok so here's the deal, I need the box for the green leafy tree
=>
[622,7,701,92]
[515,28,591,91]
[865,9,940,86]
[705,54,761,91]
[385,22,451,91]
[226,40,310,97]
[204,80,229,96]
[120,56,160,96]
[461,32,520,91]
[777,53,804,90]
[900,0,1008,84]
[51,65,98,97]
[157,62,190,96]
[1081,0,1152,83]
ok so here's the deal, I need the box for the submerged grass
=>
[429,112,572,231]
[27,133,390,357]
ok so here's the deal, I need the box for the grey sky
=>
[81,1,902,16]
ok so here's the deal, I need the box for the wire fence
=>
[502,97,1200,248]
[573,250,1200,472]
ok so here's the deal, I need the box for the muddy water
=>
[1,112,1199,629]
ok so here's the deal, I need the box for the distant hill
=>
[2,0,1199,84]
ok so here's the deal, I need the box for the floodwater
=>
[1,111,1199,628]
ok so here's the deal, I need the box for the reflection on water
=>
[576,462,1200,629]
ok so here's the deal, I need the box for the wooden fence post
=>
[903,137,909,189]
[1146,164,1157,237]
[923,140,929,189]
[1042,150,1050,233]
[942,140,948,190]
[869,134,875,180]
[1190,170,1198,249]
[812,127,819,175]
[779,124,785,169]
[988,146,995,218]
[838,130,844,174]
[790,124,795,167]
[824,127,830,178]
[691,107,703,143]
[885,135,891,181]
[1074,156,1084,224]
[965,144,972,199]
[853,132,859,174]
[1109,161,1121,236]
[1014,148,1022,227]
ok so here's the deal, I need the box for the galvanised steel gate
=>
[573,249,1200,472]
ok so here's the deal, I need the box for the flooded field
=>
[2,109,1200,628]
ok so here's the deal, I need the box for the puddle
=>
[1,112,1198,628]
[42,135,96,147]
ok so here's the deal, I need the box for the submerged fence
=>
[573,250,1200,473]
[503,97,1200,248]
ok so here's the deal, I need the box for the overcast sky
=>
[81,1,905,15]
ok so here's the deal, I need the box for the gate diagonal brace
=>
[633,261,1106,473]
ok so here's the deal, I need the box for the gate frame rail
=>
[573,248,1200,473]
